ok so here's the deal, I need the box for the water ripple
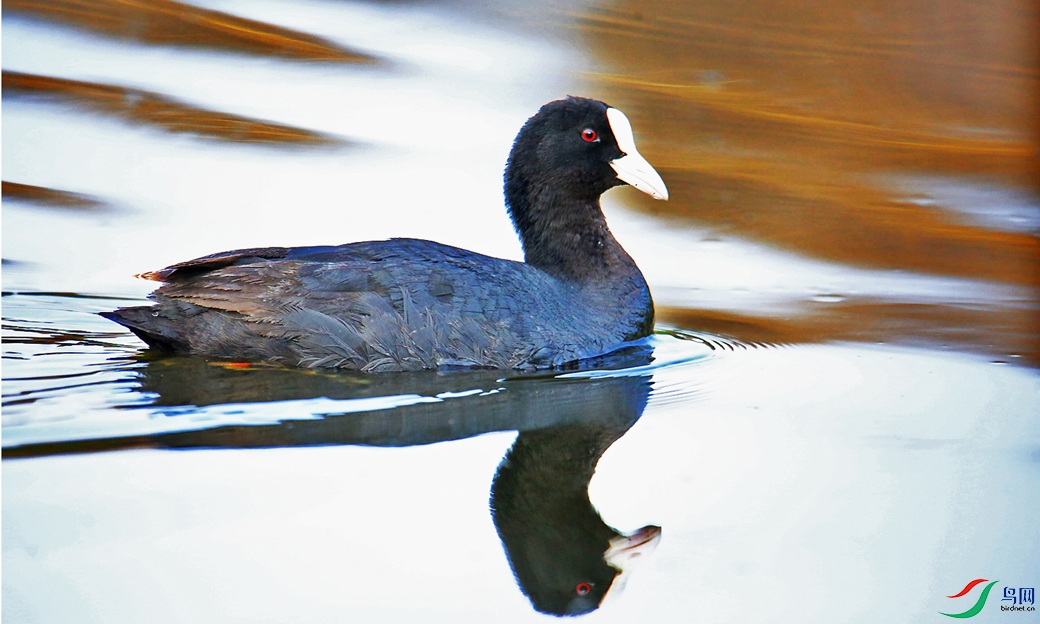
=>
[2,293,747,451]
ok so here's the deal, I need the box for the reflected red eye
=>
[576,582,592,596]
[581,128,598,142]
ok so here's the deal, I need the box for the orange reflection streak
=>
[580,10,1039,81]
[658,302,1040,367]
[3,71,342,146]
[2,181,109,210]
[583,0,1040,362]
[652,161,1040,288]
[598,74,1034,157]
[5,0,377,62]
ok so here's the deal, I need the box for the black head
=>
[505,97,667,207]
[502,97,668,274]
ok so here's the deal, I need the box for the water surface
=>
[3,1,1038,622]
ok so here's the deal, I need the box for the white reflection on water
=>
[887,174,1040,235]
[591,344,1040,623]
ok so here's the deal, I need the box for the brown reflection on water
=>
[582,0,1039,363]
[2,181,110,211]
[5,0,376,62]
[658,300,1039,365]
[3,71,342,145]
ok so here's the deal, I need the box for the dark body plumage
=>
[102,97,665,372]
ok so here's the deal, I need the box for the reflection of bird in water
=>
[101,97,668,371]
[4,351,661,617]
[490,381,660,616]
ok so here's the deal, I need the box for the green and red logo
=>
[941,579,1037,617]
[940,579,999,618]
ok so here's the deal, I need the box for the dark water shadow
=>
[3,347,660,616]
[3,345,654,454]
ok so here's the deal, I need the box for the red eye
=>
[581,128,598,142]
[576,582,592,596]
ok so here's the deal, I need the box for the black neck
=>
[505,179,635,282]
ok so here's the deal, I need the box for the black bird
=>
[102,97,669,371]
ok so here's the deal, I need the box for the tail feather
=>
[100,307,188,352]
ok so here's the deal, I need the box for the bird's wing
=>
[147,240,548,370]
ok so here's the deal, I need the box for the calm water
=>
[3,1,1039,622]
